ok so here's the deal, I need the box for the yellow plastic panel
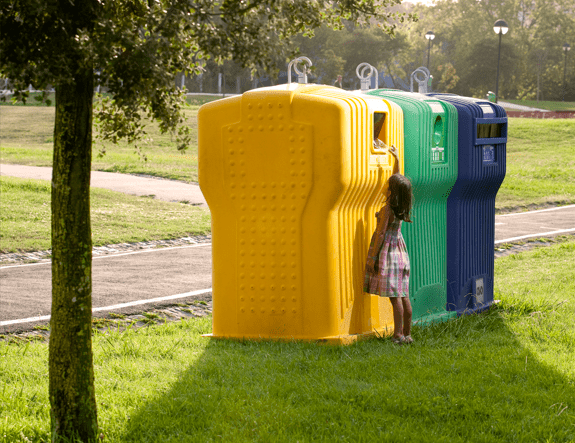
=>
[198,84,404,343]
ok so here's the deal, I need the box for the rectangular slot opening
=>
[431,115,446,164]
[477,123,505,139]
[372,112,387,151]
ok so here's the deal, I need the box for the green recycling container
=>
[364,90,459,324]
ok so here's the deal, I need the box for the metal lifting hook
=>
[356,63,378,91]
[287,57,313,85]
[410,67,431,93]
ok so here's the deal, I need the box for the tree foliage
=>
[0,1,415,442]
[1,0,416,146]
[409,0,575,100]
[288,0,574,99]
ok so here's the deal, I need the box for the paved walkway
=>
[1,164,574,333]
[498,101,550,112]
[494,206,575,243]
[0,164,207,206]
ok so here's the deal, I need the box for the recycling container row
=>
[198,84,507,342]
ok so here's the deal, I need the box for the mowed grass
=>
[2,102,575,210]
[496,118,575,210]
[502,99,575,112]
[0,105,201,183]
[0,176,210,253]
[2,239,574,442]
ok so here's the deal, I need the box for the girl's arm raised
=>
[389,145,400,175]
[365,204,392,273]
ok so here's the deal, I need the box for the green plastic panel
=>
[365,90,459,324]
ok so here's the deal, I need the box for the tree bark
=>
[49,67,98,442]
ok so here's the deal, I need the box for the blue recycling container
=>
[428,93,507,315]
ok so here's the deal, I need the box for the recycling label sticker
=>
[483,145,495,163]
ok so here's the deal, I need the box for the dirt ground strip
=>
[493,235,574,258]
[0,234,212,266]
[1,295,213,343]
[505,110,575,118]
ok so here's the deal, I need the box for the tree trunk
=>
[49,67,98,442]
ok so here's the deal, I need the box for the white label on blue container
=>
[479,104,495,117]
[475,278,485,305]
[483,145,495,163]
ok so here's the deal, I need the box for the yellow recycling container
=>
[198,84,404,343]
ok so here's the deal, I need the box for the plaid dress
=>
[363,217,410,298]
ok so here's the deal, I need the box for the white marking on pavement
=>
[499,205,575,217]
[495,228,575,244]
[0,243,212,270]
[0,288,213,327]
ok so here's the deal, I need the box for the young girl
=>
[364,145,414,345]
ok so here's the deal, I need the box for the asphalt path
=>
[0,244,212,333]
[494,205,575,242]
[2,205,574,333]
[1,165,574,333]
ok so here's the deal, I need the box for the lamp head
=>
[563,43,571,52]
[493,19,509,35]
[425,31,435,41]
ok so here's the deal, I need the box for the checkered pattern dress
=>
[363,217,410,298]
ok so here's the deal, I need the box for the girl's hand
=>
[388,145,399,158]
[366,257,376,273]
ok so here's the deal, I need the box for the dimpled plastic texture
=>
[428,94,507,315]
[198,84,404,343]
[365,90,459,324]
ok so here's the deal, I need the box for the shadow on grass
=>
[118,304,575,443]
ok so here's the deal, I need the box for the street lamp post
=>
[563,43,571,101]
[493,19,508,104]
[425,31,435,69]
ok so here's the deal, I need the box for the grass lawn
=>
[0,105,201,183]
[0,176,210,253]
[1,238,574,442]
[497,118,575,210]
[502,99,575,112]
[2,102,574,211]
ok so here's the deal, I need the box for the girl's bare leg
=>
[401,297,413,337]
[389,297,404,338]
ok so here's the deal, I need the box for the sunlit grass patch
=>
[1,239,574,442]
[3,110,575,210]
[496,118,575,210]
[0,176,210,252]
[0,106,200,183]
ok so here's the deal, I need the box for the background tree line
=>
[193,0,574,101]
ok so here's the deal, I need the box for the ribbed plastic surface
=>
[428,94,507,315]
[364,90,459,324]
[198,84,404,342]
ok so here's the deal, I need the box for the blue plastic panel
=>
[428,94,507,315]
